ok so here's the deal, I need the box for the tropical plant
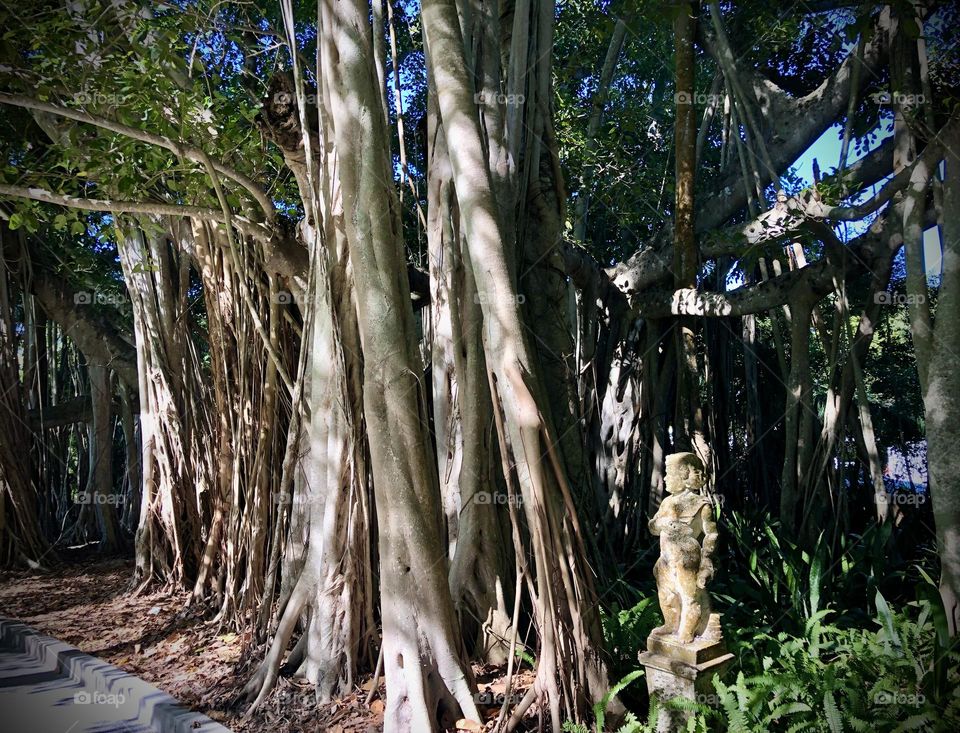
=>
[614,583,960,732]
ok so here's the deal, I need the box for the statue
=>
[640,452,730,732]
[649,452,718,644]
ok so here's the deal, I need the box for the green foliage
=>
[514,646,536,669]
[722,511,830,629]
[0,0,296,231]
[865,297,932,446]
[594,670,645,732]
[603,582,959,733]
[719,510,908,633]
[710,593,960,732]
[602,594,662,677]
[561,668,649,733]
[599,508,956,732]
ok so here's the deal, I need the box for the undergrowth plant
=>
[590,508,956,732]
[720,510,904,632]
[591,583,959,732]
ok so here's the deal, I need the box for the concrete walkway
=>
[0,617,233,733]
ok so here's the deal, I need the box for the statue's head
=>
[665,452,705,494]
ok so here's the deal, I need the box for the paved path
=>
[0,617,233,733]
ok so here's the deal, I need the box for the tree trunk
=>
[0,227,49,567]
[673,2,703,461]
[892,9,934,393]
[781,297,813,533]
[422,0,614,725]
[121,227,205,588]
[926,122,960,634]
[427,93,514,664]
[86,364,121,552]
[318,0,481,728]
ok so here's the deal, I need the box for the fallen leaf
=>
[456,719,485,732]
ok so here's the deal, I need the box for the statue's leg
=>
[656,587,681,636]
[675,569,702,643]
[651,561,680,636]
[693,587,713,637]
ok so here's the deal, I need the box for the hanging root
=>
[243,579,309,713]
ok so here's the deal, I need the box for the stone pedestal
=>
[638,623,733,732]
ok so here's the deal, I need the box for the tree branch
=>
[25,265,139,390]
[0,183,272,241]
[0,92,275,222]
[695,6,890,232]
[739,116,952,245]
[630,204,921,319]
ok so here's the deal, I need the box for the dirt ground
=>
[0,556,536,732]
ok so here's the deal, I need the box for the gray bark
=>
[319,0,480,728]
[926,122,960,634]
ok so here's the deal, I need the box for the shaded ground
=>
[0,557,535,732]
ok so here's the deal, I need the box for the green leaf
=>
[594,670,644,731]
[875,591,902,651]
[824,690,843,733]
[892,714,934,732]
[8,212,23,230]
[768,701,812,720]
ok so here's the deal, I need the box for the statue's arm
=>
[697,504,718,588]
[649,499,671,535]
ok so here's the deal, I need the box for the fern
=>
[594,670,644,732]
[600,534,958,733]
[613,587,958,732]
[823,690,842,733]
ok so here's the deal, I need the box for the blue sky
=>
[791,120,943,282]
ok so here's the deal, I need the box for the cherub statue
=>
[649,452,718,644]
